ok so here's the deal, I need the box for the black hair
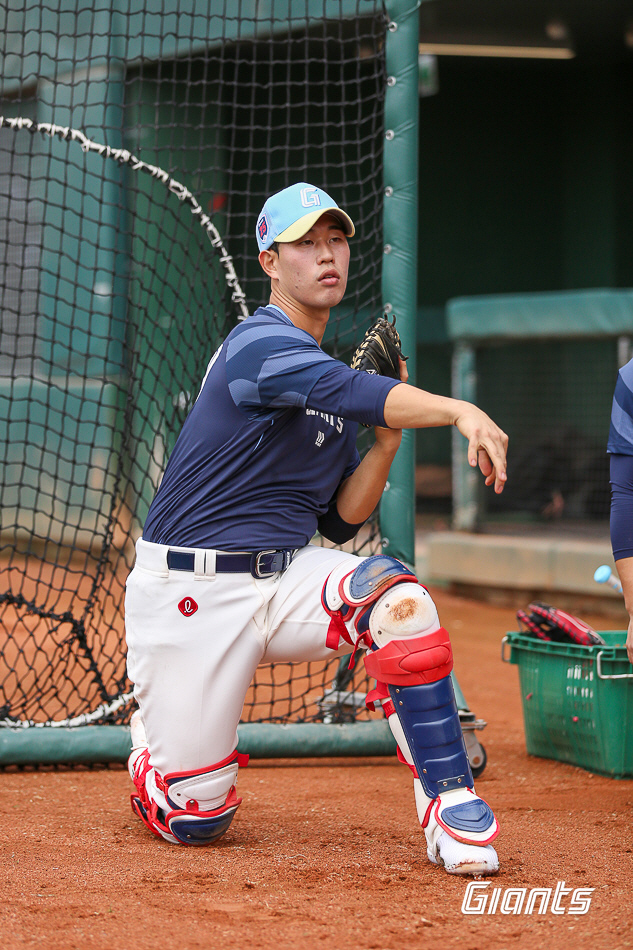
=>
[269,241,279,254]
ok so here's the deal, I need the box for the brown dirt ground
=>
[2,587,633,950]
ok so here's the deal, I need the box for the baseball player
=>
[126,181,508,876]
[608,356,633,663]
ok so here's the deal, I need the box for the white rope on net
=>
[0,691,135,729]
[0,115,249,319]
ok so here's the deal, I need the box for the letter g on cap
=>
[300,186,321,208]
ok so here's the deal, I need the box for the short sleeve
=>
[608,359,633,455]
[225,319,334,419]
[306,362,401,428]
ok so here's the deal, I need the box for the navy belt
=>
[166,548,294,579]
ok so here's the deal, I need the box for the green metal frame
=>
[451,342,479,530]
[448,287,633,531]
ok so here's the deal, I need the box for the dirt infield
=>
[2,588,632,950]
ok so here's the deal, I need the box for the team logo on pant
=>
[178,597,199,617]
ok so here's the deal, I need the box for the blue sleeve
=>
[610,454,633,560]
[608,359,633,455]
[306,362,401,428]
[225,321,334,419]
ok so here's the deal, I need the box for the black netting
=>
[478,338,617,525]
[0,2,387,727]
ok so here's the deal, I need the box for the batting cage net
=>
[0,1,388,734]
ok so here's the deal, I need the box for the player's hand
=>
[453,404,508,494]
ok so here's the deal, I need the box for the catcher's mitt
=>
[350,315,406,379]
[516,602,605,646]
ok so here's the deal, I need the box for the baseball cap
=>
[256,182,355,252]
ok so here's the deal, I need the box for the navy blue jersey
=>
[608,358,633,455]
[143,306,400,550]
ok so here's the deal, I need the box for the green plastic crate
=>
[502,631,633,778]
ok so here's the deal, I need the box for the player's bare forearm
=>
[335,427,402,524]
[383,383,509,493]
[615,556,633,663]
[384,383,462,429]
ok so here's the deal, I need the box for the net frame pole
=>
[379,0,422,569]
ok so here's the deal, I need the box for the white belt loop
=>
[193,548,215,581]
[193,548,216,579]
[203,549,216,578]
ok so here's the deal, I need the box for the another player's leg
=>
[322,555,499,876]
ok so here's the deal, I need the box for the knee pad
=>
[322,555,421,650]
[131,748,249,846]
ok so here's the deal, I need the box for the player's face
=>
[273,214,350,311]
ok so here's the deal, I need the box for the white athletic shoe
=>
[428,831,499,876]
[130,708,148,751]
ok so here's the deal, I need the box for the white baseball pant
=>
[125,539,358,779]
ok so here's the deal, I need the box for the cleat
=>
[421,787,500,876]
[429,831,499,876]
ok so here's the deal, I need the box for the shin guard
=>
[335,559,500,850]
[160,750,249,845]
[365,636,498,846]
[321,555,499,851]
[382,672,473,798]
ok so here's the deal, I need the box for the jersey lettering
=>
[305,409,344,434]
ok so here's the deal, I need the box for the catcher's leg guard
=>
[323,556,499,875]
[157,751,249,846]
[128,712,248,846]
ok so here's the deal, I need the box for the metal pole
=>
[380,0,422,568]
